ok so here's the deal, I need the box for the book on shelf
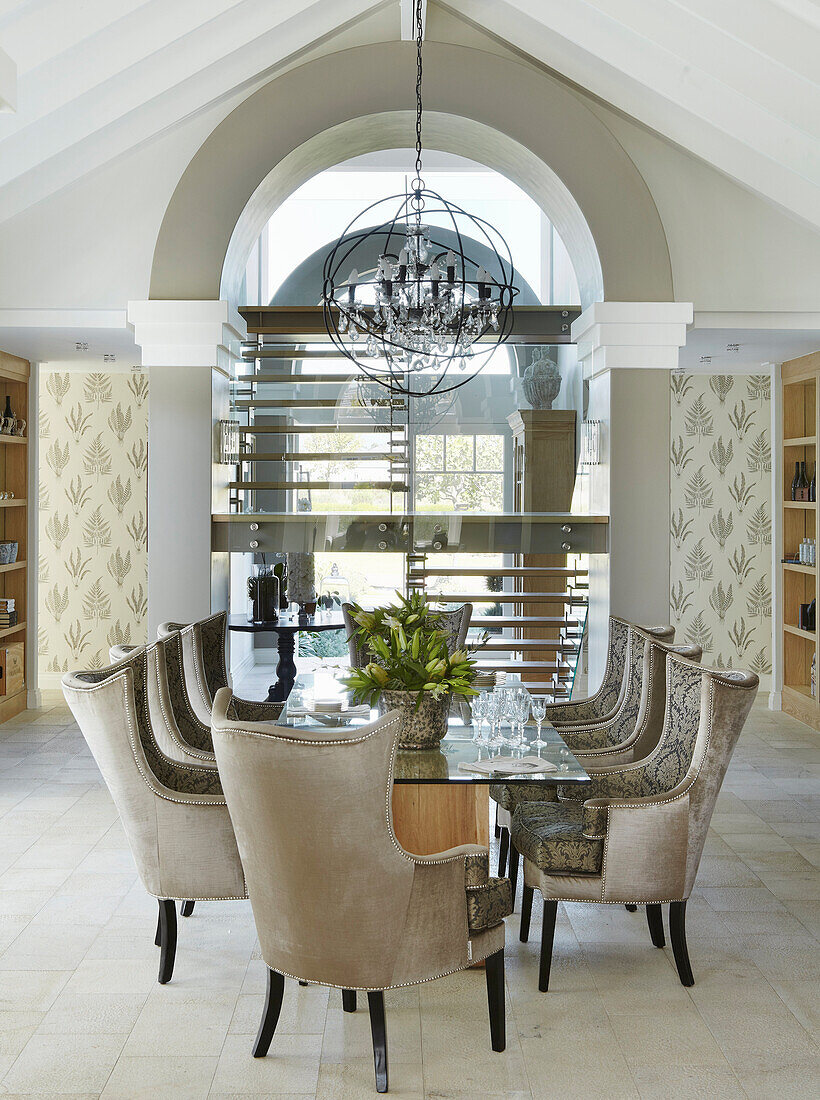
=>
[0,611,18,627]
[0,598,15,610]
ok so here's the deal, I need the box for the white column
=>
[127,301,245,637]
[572,302,693,688]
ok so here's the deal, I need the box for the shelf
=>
[0,498,25,508]
[784,435,816,446]
[784,683,814,701]
[0,621,25,640]
[0,560,25,574]
[0,434,26,445]
[784,501,816,509]
[783,562,816,575]
[784,624,817,642]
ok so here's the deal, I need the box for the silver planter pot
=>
[377,690,450,750]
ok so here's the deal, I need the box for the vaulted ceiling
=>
[0,0,818,228]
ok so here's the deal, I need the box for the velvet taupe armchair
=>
[511,655,758,991]
[537,615,674,728]
[211,691,512,1093]
[62,646,249,985]
[341,601,472,669]
[156,610,231,726]
[491,624,695,885]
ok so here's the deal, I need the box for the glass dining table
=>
[281,671,590,854]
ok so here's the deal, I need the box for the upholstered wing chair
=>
[342,601,472,669]
[537,617,674,728]
[510,655,758,991]
[62,646,251,984]
[211,691,512,1093]
[491,625,696,883]
[157,610,230,727]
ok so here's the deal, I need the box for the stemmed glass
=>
[512,691,532,754]
[530,696,549,752]
[470,692,488,747]
[487,690,506,751]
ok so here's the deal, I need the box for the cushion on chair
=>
[489,780,558,812]
[464,851,513,932]
[512,800,604,875]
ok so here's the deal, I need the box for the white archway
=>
[219,111,602,309]
[150,42,672,304]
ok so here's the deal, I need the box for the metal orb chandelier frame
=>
[321,0,518,398]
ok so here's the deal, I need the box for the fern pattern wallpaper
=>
[38,369,149,685]
[670,372,772,687]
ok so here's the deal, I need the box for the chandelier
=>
[321,1,518,397]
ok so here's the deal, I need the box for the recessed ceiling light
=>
[103,353,116,362]
[726,343,740,352]
[699,355,712,364]
[75,341,89,351]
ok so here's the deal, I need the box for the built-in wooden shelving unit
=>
[0,350,29,724]
[781,352,820,729]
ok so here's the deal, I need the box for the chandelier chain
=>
[414,0,423,188]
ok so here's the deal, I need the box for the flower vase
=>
[377,690,450,750]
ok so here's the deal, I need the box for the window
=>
[414,433,504,513]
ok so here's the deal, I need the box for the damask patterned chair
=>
[341,601,472,669]
[491,625,692,884]
[538,616,674,728]
[211,691,512,1093]
[511,654,758,991]
[156,611,231,727]
[62,646,249,985]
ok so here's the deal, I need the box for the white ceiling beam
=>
[400,0,426,41]
[0,0,384,192]
[0,0,387,222]
[448,0,820,229]
[0,44,15,112]
[0,0,151,74]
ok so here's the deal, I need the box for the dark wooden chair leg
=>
[497,828,509,877]
[253,968,285,1057]
[538,899,558,992]
[154,908,161,947]
[507,845,520,903]
[669,900,694,986]
[298,981,308,986]
[625,903,637,912]
[494,804,500,838]
[180,900,195,917]
[342,989,357,1012]
[367,991,388,1093]
[520,884,534,943]
[646,903,665,948]
[484,948,506,1052]
[157,899,177,985]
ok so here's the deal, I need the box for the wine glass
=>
[530,696,548,752]
[470,692,487,745]
[513,691,532,754]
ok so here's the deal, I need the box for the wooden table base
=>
[391,784,490,855]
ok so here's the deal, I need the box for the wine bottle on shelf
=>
[792,461,801,500]
[811,464,816,503]
[798,461,810,501]
[809,598,816,633]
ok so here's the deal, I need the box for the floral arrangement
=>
[342,592,482,708]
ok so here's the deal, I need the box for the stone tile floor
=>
[0,696,818,1097]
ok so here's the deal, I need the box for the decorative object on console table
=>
[247,567,279,624]
[343,593,483,750]
[0,542,17,564]
[521,347,562,410]
[287,552,317,617]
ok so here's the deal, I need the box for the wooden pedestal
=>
[391,784,490,855]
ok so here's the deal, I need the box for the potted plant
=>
[342,592,481,750]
